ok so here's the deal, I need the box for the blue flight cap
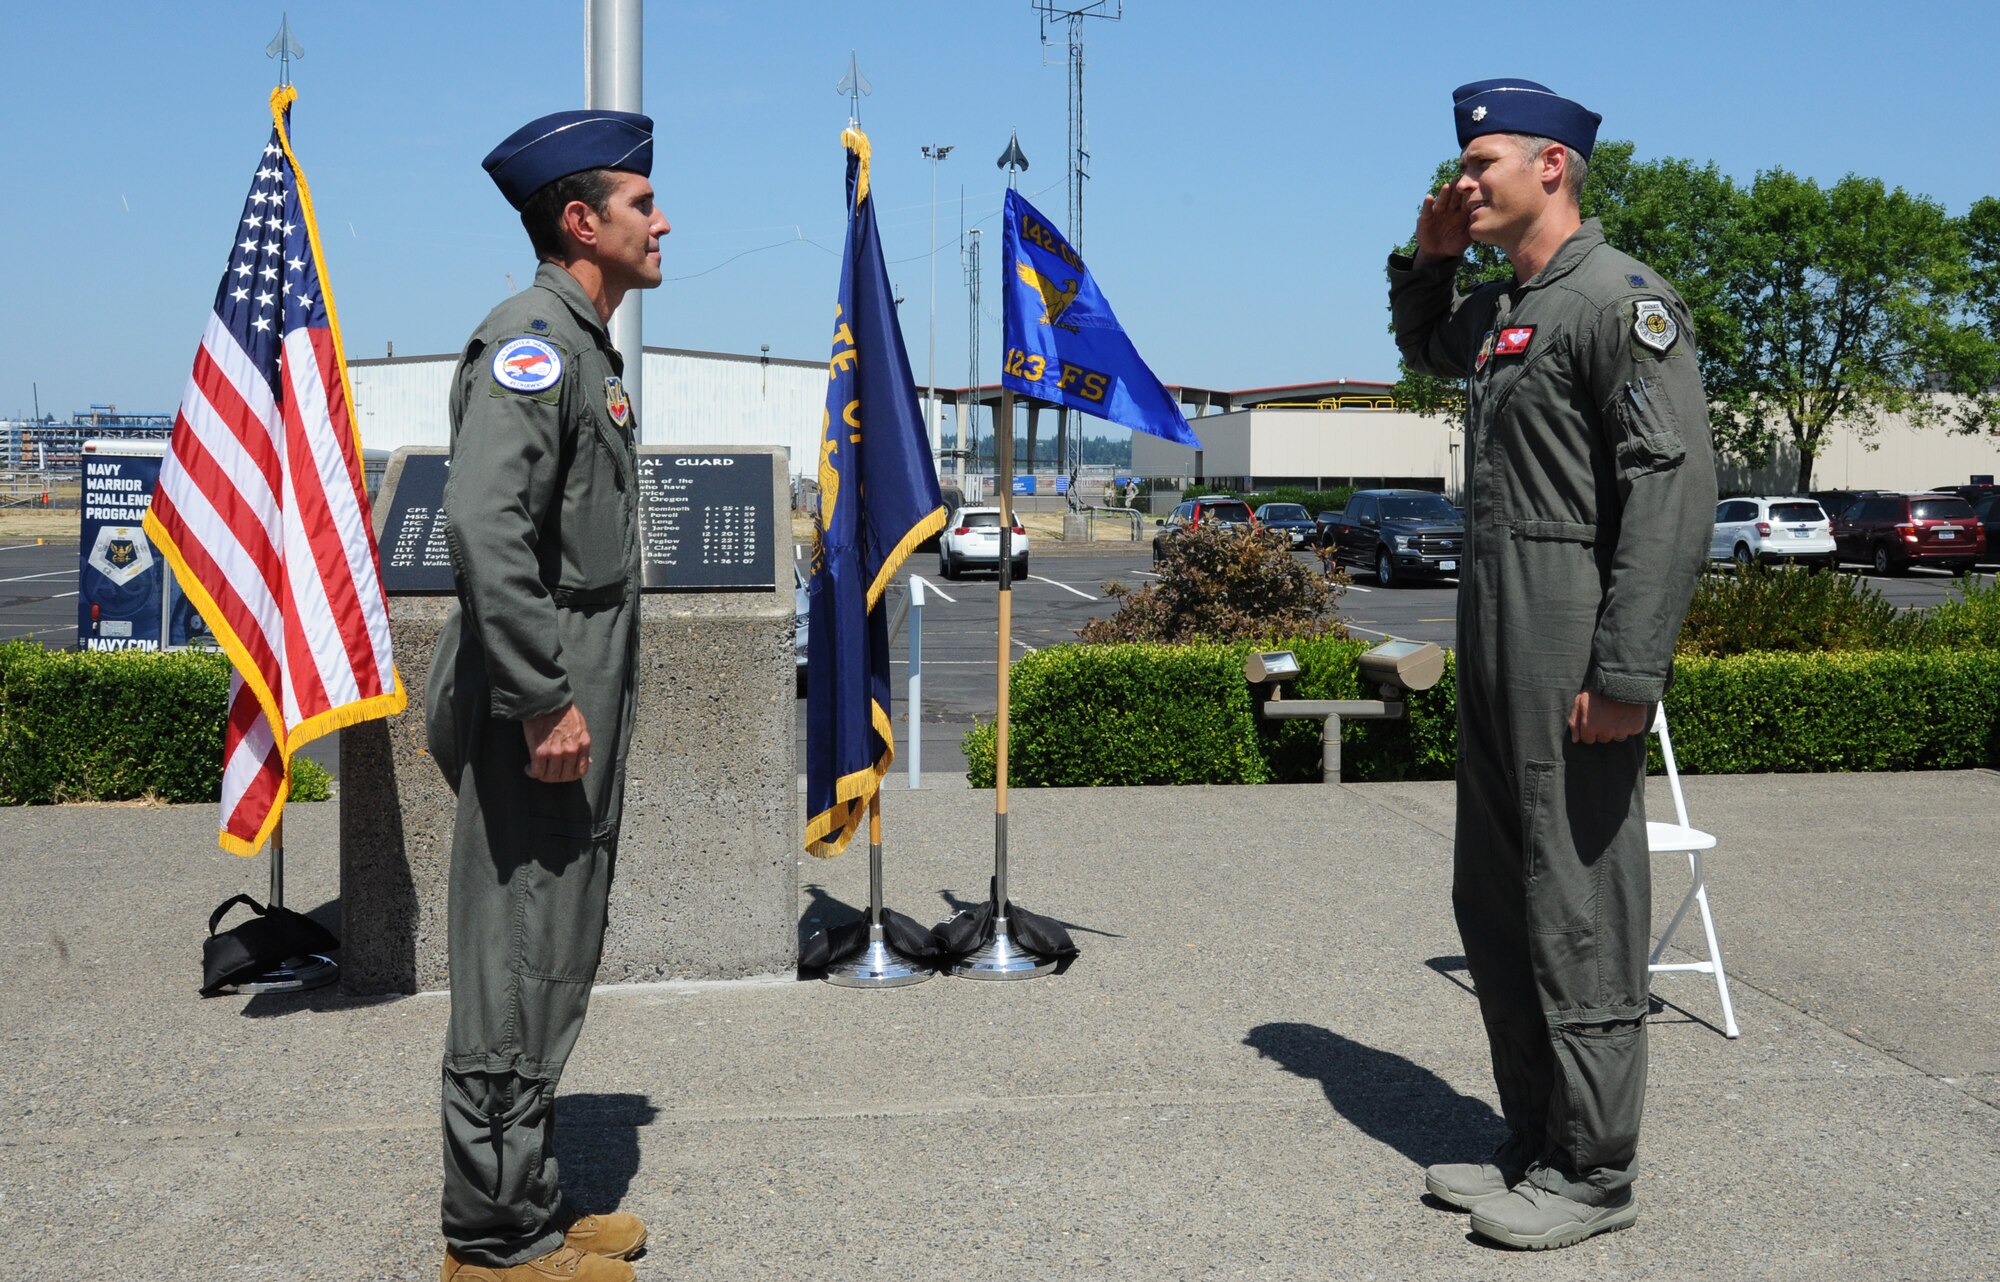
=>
[1452,79,1602,159]
[482,110,655,210]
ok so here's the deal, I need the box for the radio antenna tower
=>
[836,50,872,125]
[1035,1,1120,251]
[962,225,982,490]
[265,13,305,87]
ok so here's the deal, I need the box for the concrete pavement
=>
[2,770,1996,1279]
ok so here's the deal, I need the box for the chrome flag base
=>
[824,937,932,988]
[950,920,1055,980]
[220,953,337,995]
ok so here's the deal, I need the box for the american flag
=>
[144,87,404,856]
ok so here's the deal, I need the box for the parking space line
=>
[0,542,53,553]
[1028,574,1096,600]
[0,570,73,584]
[911,576,954,604]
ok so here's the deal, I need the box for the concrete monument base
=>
[339,446,799,994]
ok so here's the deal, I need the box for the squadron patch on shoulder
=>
[1632,299,1679,355]
[491,337,564,393]
[604,376,631,428]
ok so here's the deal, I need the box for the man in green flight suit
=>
[1388,80,1716,1250]
[426,109,668,1282]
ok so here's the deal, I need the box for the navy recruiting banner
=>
[77,449,210,651]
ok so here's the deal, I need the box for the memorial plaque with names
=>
[378,453,454,594]
[640,451,775,592]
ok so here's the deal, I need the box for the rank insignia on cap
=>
[1633,299,1679,354]
[604,376,631,428]
[1471,105,1487,122]
[1494,325,1535,357]
[1476,330,1497,372]
[491,336,564,392]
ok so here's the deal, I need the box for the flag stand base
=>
[824,936,932,988]
[950,919,1054,980]
[220,953,338,995]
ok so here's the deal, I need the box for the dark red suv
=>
[1831,492,1986,576]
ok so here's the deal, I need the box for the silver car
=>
[1710,496,1836,569]
[938,506,1029,579]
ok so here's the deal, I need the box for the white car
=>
[938,506,1029,579]
[1710,496,1836,569]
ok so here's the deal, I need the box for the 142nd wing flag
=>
[145,86,404,856]
[1000,188,1201,448]
[804,128,946,858]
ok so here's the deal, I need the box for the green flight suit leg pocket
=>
[440,1068,566,1266]
[1519,738,1652,1201]
[1539,1018,1647,1201]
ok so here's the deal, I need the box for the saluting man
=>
[425,109,668,1282]
[1388,80,1716,1249]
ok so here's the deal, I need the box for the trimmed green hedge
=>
[964,643,1269,787]
[965,641,2000,786]
[1663,650,2000,773]
[0,642,331,804]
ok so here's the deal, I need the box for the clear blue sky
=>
[6,1,1995,426]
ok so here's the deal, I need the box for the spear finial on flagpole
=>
[997,129,1030,192]
[836,50,872,128]
[265,14,305,88]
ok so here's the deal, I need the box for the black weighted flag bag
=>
[199,894,338,996]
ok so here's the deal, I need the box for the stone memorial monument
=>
[339,444,798,994]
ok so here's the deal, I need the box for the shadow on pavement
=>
[935,885,1124,941]
[1423,953,1478,1000]
[1243,1021,1504,1171]
[553,1093,659,1216]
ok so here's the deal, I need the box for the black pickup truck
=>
[1315,489,1465,587]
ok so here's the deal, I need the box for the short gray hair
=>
[1515,134,1586,199]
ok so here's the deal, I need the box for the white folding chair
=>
[1646,706,1739,1038]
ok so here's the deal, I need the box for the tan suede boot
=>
[441,1244,635,1282]
[563,1212,648,1259]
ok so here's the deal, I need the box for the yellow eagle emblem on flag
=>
[1016,260,1082,334]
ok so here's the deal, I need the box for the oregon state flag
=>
[805,128,947,858]
[1000,188,1200,447]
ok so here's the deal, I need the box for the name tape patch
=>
[491,337,564,392]
[1493,325,1535,357]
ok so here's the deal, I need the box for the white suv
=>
[1710,496,1836,569]
[938,506,1029,579]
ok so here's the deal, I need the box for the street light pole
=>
[922,143,953,472]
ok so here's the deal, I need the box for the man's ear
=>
[559,199,600,252]
[1540,143,1568,192]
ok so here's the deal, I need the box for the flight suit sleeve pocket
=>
[1612,377,1687,481]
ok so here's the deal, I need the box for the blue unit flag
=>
[805,129,948,859]
[999,188,1201,448]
